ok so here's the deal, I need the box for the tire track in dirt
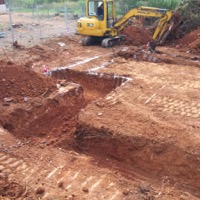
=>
[0,149,132,199]
[153,97,200,118]
[0,152,30,180]
[134,74,200,118]
[183,81,200,90]
[42,168,126,199]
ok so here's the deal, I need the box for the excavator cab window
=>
[88,0,104,20]
[107,1,114,28]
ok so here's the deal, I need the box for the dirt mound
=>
[179,27,200,53]
[0,60,56,103]
[179,27,200,46]
[113,46,200,67]
[23,35,81,70]
[121,25,151,46]
[27,45,58,62]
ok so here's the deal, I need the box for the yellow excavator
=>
[77,0,175,48]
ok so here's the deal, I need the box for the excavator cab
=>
[87,0,115,25]
[78,0,117,45]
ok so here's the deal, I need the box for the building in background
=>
[0,0,6,13]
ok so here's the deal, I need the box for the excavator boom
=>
[113,6,173,44]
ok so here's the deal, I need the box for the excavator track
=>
[82,36,94,46]
[101,35,125,48]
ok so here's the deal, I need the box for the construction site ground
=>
[0,13,200,200]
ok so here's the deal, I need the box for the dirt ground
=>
[0,13,200,200]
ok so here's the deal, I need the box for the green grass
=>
[116,0,181,16]
[144,0,181,10]
[10,1,85,17]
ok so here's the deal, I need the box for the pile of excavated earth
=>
[0,24,200,200]
[121,25,151,45]
[179,27,200,53]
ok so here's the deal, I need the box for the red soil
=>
[121,25,151,46]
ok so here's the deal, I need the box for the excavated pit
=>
[0,67,128,140]
[75,125,200,198]
[51,68,129,102]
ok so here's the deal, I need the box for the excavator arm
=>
[113,6,173,45]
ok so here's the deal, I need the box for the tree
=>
[177,0,200,34]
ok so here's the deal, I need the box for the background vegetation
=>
[5,0,181,12]
[4,0,181,19]
[5,0,199,35]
